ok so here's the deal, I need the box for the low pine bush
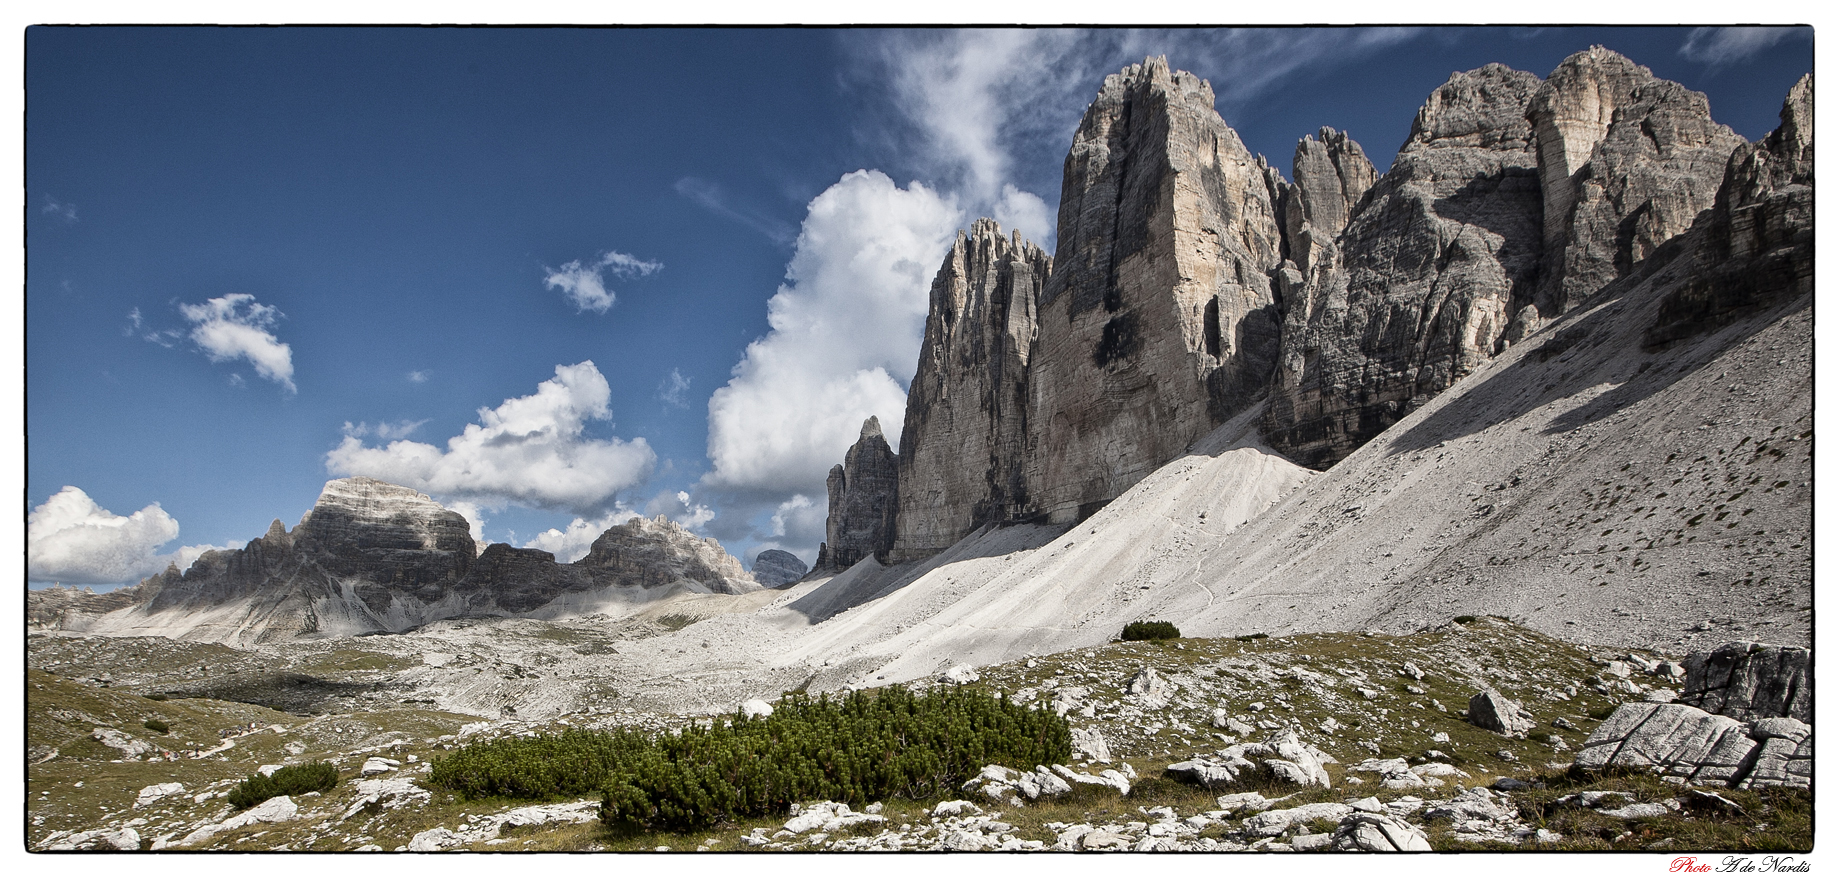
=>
[429,686,1071,833]
[143,719,169,734]
[1121,620,1181,641]
[227,761,339,809]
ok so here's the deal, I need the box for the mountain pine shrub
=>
[1121,620,1181,641]
[429,686,1071,832]
[143,719,169,734]
[227,761,339,809]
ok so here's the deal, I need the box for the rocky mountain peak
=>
[815,418,899,571]
[576,514,756,594]
[1406,63,1542,150]
[1290,127,1377,240]
[750,548,810,589]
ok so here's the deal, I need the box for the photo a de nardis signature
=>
[1673,857,1812,873]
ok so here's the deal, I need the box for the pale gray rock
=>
[91,727,153,760]
[409,827,461,852]
[1165,757,1244,790]
[1332,812,1434,851]
[740,698,774,719]
[814,418,899,571]
[1469,688,1535,735]
[748,549,808,588]
[1264,64,1544,468]
[1679,641,1811,723]
[939,664,981,685]
[136,782,186,807]
[1739,717,1812,790]
[360,756,399,776]
[1527,47,1747,321]
[46,827,142,851]
[1070,727,1111,763]
[891,219,1049,562]
[1125,667,1169,704]
[1027,56,1285,524]
[339,777,430,820]
[1242,802,1354,837]
[577,514,758,595]
[1574,702,1769,787]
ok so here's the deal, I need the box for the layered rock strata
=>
[891,219,1050,561]
[115,477,757,641]
[1263,64,1546,468]
[814,417,899,570]
[1024,56,1286,523]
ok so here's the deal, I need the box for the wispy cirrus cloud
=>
[176,293,296,392]
[1679,26,1806,67]
[42,196,78,223]
[658,368,692,409]
[543,250,662,313]
[675,177,797,245]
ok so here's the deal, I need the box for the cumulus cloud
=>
[26,487,229,586]
[543,249,662,313]
[647,490,716,532]
[1679,26,1804,66]
[524,488,717,563]
[700,170,960,502]
[177,293,296,392]
[325,361,656,514]
[658,369,692,409]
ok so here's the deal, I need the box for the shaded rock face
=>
[750,549,809,589]
[815,417,900,570]
[1263,64,1546,469]
[578,514,757,595]
[1025,56,1286,524]
[1647,74,1813,349]
[294,477,477,585]
[27,582,157,631]
[1679,641,1811,724]
[1527,47,1748,321]
[891,219,1050,561]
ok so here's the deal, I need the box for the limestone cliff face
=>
[1263,64,1546,469]
[815,417,900,570]
[1025,56,1286,524]
[294,477,476,585]
[1527,47,1748,322]
[1646,74,1813,348]
[890,219,1050,561]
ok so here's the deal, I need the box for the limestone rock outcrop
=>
[1024,56,1286,524]
[750,549,809,588]
[1263,63,1546,468]
[890,219,1050,561]
[1679,641,1811,724]
[1527,47,1747,321]
[578,514,757,595]
[815,417,899,570]
[1646,74,1813,349]
[1576,702,1810,789]
[92,477,758,643]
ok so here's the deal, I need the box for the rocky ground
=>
[25,616,1810,853]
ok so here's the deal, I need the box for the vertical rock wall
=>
[1024,56,1286,524]
[814,417,900,570]
[1263,64,1546,469]
[890,219,1050,561]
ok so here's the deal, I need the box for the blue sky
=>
[25,25,1813,588]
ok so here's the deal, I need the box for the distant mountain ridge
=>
[31,477,758,644]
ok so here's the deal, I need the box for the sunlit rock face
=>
[1024,56,1286,525]
[890,218,1050,562]
[1263,63,1546,469]
[577,513,757,595]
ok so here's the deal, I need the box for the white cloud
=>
[177,293,296,392]
[543,249,663,313]
[647,490,715,532]
[658,368,691,409]
[342,419,429,441]
[770,494,824,542]
[524,508,637,563]
[26,486,230,586]
[700,170,960,500]
[325,361,656,514]
[446,500,489,551]
[407,370,431,383]
[43,196,78,223]
[1679,27,1802,66]
[674,176,797,245]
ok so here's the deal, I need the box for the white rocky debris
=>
[1069,726,1111,762]
[91,727,153,759]
[740,698,774,719]
[178,795,299,846]
[135,782,186,807]
[339,776,432,820]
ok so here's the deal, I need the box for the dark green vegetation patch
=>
[1121,620,1182,641]
[142,719,169,734]
[227,761,339,809]
[431,687,1071,832]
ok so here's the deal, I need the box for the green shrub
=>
[1121,620,1181,641]
[1453,615,1480,625]
[143,719,169,734]
[1235,633,1269,642]
[143,693,168,701]
[227,761,339,809]
[430,686,1071,833]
